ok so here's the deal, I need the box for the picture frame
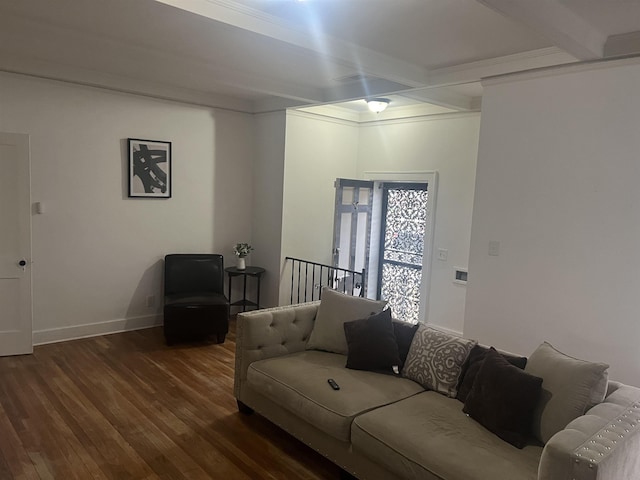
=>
[128,138,172,198]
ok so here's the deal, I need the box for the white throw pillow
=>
[306,287,386,355]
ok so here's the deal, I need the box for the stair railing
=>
[285,256,366,304]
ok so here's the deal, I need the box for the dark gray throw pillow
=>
[392,320,419,370]
[344,309,401,372]
[463,348,543,449]
[457,345,528,403]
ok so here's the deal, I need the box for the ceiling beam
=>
[252,96,309,114]
[476,0,607,60]
[152,0,429,88]
[321,78,418,104]
[429,47,576,87]
[0,10,325,106]
[604,31,640,58]
[400,89,475,111]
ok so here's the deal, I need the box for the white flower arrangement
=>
[233,242,253,258]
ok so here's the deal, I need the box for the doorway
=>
[332,175,435,323]
[0,133,33,355]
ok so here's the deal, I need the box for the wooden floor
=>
[0,318,341,480]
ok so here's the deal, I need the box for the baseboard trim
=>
[33,314,163,346]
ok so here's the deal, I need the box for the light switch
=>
[488,241,500,256]
[437,248,448,261]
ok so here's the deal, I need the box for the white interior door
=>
[332,179,373,296]
[0,133,33,355]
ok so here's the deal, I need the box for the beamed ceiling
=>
[1,0,640,115]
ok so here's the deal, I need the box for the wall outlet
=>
[146,294,156,307]
[437,248,448,261]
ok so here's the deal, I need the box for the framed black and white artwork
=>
[128,138,172,198]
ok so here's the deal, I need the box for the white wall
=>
[0,72,253,343]
[280,111,360,303]
[357,114,480,334]
[276,110,479,332]
[465,60,640,384]
[252,111,286,308]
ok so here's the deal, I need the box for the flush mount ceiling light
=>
[366,98,390,113]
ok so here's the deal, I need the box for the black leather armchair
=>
[163,254,229,345]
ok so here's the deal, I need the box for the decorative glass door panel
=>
[377,183,428,323]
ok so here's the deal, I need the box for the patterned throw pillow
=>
[402,324,477,397]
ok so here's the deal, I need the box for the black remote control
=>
[327,378,340,390]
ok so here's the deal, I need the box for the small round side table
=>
[225,266,266,312]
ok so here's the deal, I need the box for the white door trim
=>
[364,170,438,324]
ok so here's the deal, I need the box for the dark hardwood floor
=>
[0,318,341,479]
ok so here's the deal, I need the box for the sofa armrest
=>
[233,301,319,399]
[539,384,640,480]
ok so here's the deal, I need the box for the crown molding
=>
[293,106,480,127]
[0,58,253,113]
[358,111,480,127]
[429,47,577,87]
[287,108,359,127]
[481,53,640,87]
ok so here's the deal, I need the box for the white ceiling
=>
[1,0,640,115]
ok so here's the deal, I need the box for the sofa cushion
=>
[457,344,528,403]
[344,309,401,372]
[246,350,424,442]
[525,342,609,443]
[402,324,477,397]
[352,391,543,480]
[306,287,386,355]
[463,348,543,448]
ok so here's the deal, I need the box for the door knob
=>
[18,259,27,271]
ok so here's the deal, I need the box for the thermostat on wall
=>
[453,267,468,285]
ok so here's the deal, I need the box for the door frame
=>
[364,171,438,323]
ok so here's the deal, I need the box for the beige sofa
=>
[234,302,640,480]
